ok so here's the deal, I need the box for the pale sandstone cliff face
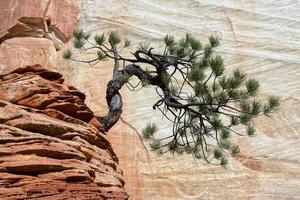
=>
[57,1,299,199]
[0,65,128,199]
[1,0,300,200]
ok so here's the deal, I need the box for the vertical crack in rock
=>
[120,117,150,163]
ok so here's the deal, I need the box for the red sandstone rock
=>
[0,66,128,199]
[0,0,79,41]
[0,0,80,74]
[0,64,98,127]
[0,37,56,74]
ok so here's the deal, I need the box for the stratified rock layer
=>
[0,0,80,73]
[0,0,79,41]
[1,0,299,199]
[61,1,299,199]
[0,66,128,199]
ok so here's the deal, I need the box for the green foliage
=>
[220,139,231,150]
[209,55,224,76]
[73,38,85,49]
[142,123,158,140]
[162,73,172,86]
[246,125,255,136]
[194,149,203,159]
[227,69,246,89]
[268,96,280,108]
[150,140,161,150]
[215,91,226,102]
[230,116,239,126]
[204,44,213,58]
[231,144,240,155]
[67,29,280,167]
[168,140,180,153]
[214,149,223,159]
[241,102,251,113]
[179,34,190,49]
[124,39,131,48]
[221,129,230,139]
[233,69,246,80]
[72,29,90,49]
[164,34,175,47]
[251,100,261,116]
[188,67,205,82]
[164,34,203,58]
[264,96,280,114]
[73,28,85,39]
[211,116,223,130]
[175,47,186,57]
[95,34,106,46]
[189,37,202,51]
[141,79,150,87]
[220,156,228,167]
[240,114,251,125]
[121,74,130,82]
[170,85,179,96]
[184,146,194,154]
[219,77,228,89]
[209,35,220,48]
[194,82,208,96]
[96,51,106,60]
[109,31,121,45]
[83,32,91,40]
[246,79,260,96]
[63,49,72,59]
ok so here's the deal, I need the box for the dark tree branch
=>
[66,30,279,167]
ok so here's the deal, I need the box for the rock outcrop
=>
[0,0,79,42]
[0,0,80,74]
[0,65,128,199]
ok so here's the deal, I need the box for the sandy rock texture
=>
[0,0,300,199]
[0,0,80,73]
[0,65,128,199]
[0,0,79,41]
[57,0,299,199]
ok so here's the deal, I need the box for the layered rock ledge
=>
[0,65,128,199]
[0,0,80,74]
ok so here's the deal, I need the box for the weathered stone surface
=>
[0,0,80,74]
[0,66,128,199]
[0,37,56,74]
[56,1,299,199]
[1,0,300,199]
[0,0,80,41]
[0,64,104,131]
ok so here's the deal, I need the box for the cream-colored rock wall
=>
[57,0,300,199]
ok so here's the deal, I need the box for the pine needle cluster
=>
[64,29,280,167]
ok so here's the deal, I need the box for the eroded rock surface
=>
[61,1,299,199]
[0,0,80,73]
[0,0,79,42]
[1,0,300,199]
[0,37,56,75]
[0,65,128,199]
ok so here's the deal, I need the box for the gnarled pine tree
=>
[63,29,279,167]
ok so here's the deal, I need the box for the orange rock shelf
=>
[0,65,128,199]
